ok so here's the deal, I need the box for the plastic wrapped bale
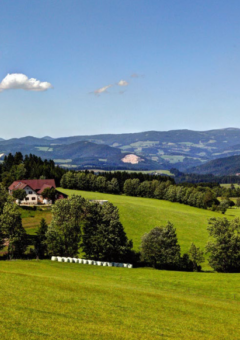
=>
[62,257,68,262]
[97,261,102,266]
[123,263,128,268]
[68,257,73,263]
[113,263,119,267]
[78,259,83,264]
[118,263,123,268]
[83,259,88,264]
[51,256,57,261]
[93,261,97,265]
[108,262,113,267]
[128,264,133,268]
[72,258,78,263]
[102,262,107,266]
[57,257,63,262]
[88,260,93,265]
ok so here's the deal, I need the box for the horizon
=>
[1,126,240,141]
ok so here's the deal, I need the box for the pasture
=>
[0,260,240,340]
[57,188,240,270]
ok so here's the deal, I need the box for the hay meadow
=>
[1,189,240,339]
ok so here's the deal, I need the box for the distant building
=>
[8,179,67,205]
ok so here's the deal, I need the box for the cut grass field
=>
[0,260,240,340]
[57,188,240,270]
[20,207,52,235]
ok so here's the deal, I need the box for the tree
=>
[41,187,56,202]
[46,195,87,257]
[0,183,11,215]
[82,202,133,262]
[12,189,27,201]
[34,218,48,259]
[206,217,240,272]
[188,243,204,271]
[0,203,27,259]
[141,223,181,269]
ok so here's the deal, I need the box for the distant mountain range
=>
[188,155,240,176]
[1,128,240,173]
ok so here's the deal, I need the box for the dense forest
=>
[172,168,240,184]
[0,152,66,187]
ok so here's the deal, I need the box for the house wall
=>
[20,186,39,205]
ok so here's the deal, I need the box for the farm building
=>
[8,179,67,205]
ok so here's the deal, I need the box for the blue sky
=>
[0,0,240,138]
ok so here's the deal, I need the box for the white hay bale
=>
[97,261,102,266]
[57,257,63,262]
[108,262,113,267]
[78,259,83,264]
[123,263,128,268]
[93,261,97,265]
[51,256,57,261]
[88,260,93,265]
[128,264,133,268]
[72,258,78,263]
[102,262,107,266]
[83,259,88,264]
[68,257,73,263]
[62,257,68,262]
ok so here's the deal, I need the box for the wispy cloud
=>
[93,79,130,96]
[117,80,129,86]
[94,84,113,95]
[0,73,53,92]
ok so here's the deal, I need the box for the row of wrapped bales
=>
[51,256,132,268]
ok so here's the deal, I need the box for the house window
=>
[32,197,36,200]
[26,197,29,201]
[28,191,32,194]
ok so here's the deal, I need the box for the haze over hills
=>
[1,128,240,172]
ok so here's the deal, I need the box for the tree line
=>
[0,152,66,188]
[1,184,240,273]
[60,171,237,212]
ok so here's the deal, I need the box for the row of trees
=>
[1,184,240,272]
[142,217,240,273]
[0,152,66,188]
[61,171,236,212]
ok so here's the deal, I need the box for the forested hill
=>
[1,128,240,171]
[188,155,240,176]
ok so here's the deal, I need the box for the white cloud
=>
[94,84,113,95]
[0,73,53,92]
[117,80,129,86]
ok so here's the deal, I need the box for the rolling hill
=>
[188,154,240,176]
[2,128,240,171]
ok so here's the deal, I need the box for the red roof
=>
[9,179,56,192]
[38,184,54,194]
[8,181,28,191]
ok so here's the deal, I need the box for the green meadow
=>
[1,190,240,339]
[58,188,240,270]
[0,260,240,340]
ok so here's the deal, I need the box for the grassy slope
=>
[20,207,52,235]
[57,189,240,259]
[0,260,240,340]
